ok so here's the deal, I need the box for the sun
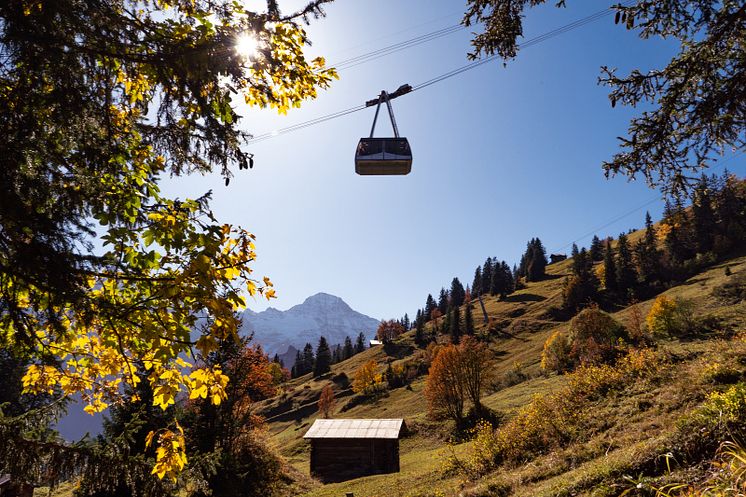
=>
[236,33,258,60]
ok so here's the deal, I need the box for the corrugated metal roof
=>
[303,418,405,439]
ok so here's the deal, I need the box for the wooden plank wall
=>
[311,439,400,481]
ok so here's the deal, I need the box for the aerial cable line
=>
[412,7,615,91]
[328,24,463,72]
[324,9,466,64]
[247,5,618,144]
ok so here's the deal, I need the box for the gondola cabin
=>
[355,138,412,175]
[356,85,413,175]
[303,418,406,482]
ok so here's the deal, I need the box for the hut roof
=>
[303,418,405,439]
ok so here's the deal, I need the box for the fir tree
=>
[714,171,746,248]
[355,332,366,354]
[472,265,483,297]
[571,243,583,275]
[616,232,637,294]
[481,257,493,294]
[662,199,691,263]
[590,235,604,261]
[314,337,332,377]
[522,238,548,282]
[438,287,449,314]
[449,306,461,344]
[424,294,437,322]
[692,174,716,254]
[291,350,302,378]
[343,336,354,360]
[489,263,502,296]
[302,343,315,376]
[402,313,410,330]
[415,314,426,346]
[450,278,466,308]
[464,301,475,335]
[636,211,659,285]
[603,239,617,291]
[563,248,600,311]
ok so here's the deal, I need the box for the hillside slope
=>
[261,252,746,497]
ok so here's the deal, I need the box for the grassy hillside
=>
[263,252,746,497]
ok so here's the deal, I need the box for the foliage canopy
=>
[0,0,337,481]
[463,0,746,194]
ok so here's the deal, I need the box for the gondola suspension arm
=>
[366,84,411,138]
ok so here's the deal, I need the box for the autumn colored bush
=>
[424,345,465,422]
[376,319,406,342]
[541,307,627,373]
[567,306,628,365]
[317,385,335,418]
[452,347,666,477]
[541,330,572,373]
[425,337,492,425]
[352,359,385,396]
[384,362,407,389]
[646,295,697,336]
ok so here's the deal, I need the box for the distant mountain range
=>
[240,292,380,358]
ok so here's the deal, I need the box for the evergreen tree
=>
[415,314,426,345]
[331,345,339,364]
[616,232,637,294]
[590,235,604,261]
[692,174,716,254]
[662,199,692,263]
[527,238,548,281]
[517,253,527,278]
[521,238,548,282]
[472,265,483,297]
[563,247,600,311]
[343,336,354,360]
[291,350,302,378]
[464,300,475,335]
[502,261,515,295]
[636,211,659,284]
[603,239,617,291]
[449,306,461,344]
[571,243,583,274]
[438,287,449,314]
[713,171,746,252]
[355,332,366,354]
[488,263,502,296]
[450,278,466,308]
[314,336,332,377]
[302,343,315,376]
[481,257,493,294]
[272,353,280,364]
[402,313,411,330]
[424,294,437,322]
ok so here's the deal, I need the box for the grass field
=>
[264,252,746,497]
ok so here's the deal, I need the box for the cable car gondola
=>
[355,86,412,175]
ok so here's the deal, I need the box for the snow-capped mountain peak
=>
[240,293,379,356]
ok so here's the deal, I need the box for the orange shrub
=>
[541,330,572,373]
[352,359,384,395]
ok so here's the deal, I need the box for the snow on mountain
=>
[240,292,380,357]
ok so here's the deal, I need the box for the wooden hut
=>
[303,418,405,481]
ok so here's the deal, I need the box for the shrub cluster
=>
[541,307,628,373]
[646,295,697,336]
[449,347,666,478]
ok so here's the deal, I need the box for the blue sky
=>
[159,0,744,321]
